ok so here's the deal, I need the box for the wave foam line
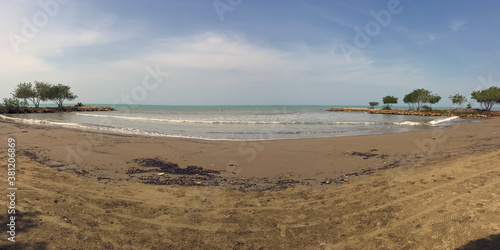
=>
[391,121,423,126]
[75,113,378,125]
[428,116,459,125]
[0,114,254,141]
[0,114,87,129]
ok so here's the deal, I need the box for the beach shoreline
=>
[2,116,499,180]
[1,117,499,248]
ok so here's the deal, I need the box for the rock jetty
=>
[326,107,496,118]
[0,105,116,114]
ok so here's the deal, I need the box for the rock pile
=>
[326,107,493,118]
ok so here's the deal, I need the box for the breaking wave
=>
[427,116,459,125]
[390,116,460,126]
[74,113,377,126]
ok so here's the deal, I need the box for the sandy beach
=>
[1,118,500,249]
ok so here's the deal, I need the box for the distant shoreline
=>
[0,105,115,114]
[326,107,500,118]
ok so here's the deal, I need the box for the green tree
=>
[449,94,467,109]
[382,96,398,109]
[428,94,441,106]
[11,81,52,108]
[403,89,441,110]
[46,84,78,107]
[12,82,36,107]
[35,81,52,103]
[368,102,379,109]
[471,86,500,111]
[403,92,415,109]
[2,98,27,113]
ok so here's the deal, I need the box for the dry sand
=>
[1,117,499,249]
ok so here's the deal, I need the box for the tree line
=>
[369,87,500,111]
[3,81,77,111]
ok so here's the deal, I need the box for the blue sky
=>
[1,0,499,106]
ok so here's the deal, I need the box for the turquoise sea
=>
[2,105,474,140]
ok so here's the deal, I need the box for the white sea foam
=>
[427,116,459,126]
[1,106,465,140]
[390,116,460,127]
[0,114,87,129]
[0,114,249,141]
[74,113,377,126]
[393,121,423,126]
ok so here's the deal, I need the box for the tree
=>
[35,81,51,103]
[403,89,441,110]
[368,102,379,109]
[12,82,38,107]
[382,96,398,109]
[403,93,415,109]
[471,86,500,111]
[11,81,52,108]
[45,84,78,107]
[3,98,27,113]
[449,94,467,109]
[427,94,441,107]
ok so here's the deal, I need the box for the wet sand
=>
[1,118,499,249]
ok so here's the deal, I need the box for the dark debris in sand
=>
[128,158,303,192]
[132,158,221,176]
[21,149,464,191]
[349,149,389,160]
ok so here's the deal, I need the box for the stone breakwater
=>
[0,105,116,114]
[326,107,496,118]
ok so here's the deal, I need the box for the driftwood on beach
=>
[326,107,498,118]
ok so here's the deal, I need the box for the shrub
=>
[45,84,78,107]
[382,96,398,109]
[449,94,467,109]
[3,98,27,113]
[421,105,432,111]
[404,89,441,110]
[471,86,500,111]
[368,102,379,109]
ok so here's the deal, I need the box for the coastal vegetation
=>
[2,98,27,114]
[11,81,77,108]
[1,81,114,114]
[403,89,441,110]
[449,94,468,109]
[382,96,398,110]
[329,86,500,118]
[470,86,500,111]
[368,102,379,109]
[326,107,499,118]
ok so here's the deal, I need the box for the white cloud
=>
[449,20,467,32]
[0,11,428,104]
[107,32,427,90]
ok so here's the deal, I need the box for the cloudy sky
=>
[1,0,499,105]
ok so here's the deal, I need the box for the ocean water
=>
[2,105,473,140]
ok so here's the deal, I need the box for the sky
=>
[1,0,499,106]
